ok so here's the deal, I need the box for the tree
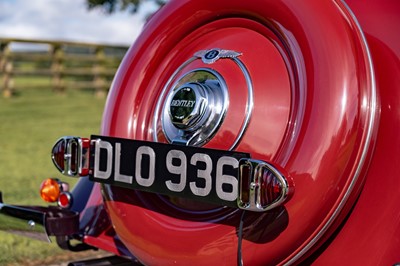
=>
[86,0,167,14]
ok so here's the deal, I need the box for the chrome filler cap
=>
[168,83,207,130]
[162,69,228,146]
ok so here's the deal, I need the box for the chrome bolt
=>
[28,220,35,230]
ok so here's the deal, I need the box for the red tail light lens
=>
[52,139,65,173]
[260,169,283,207]
[51,136,90,177]
[238,159,293,212]
[58,192,72,208]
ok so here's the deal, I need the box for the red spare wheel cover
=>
[100,0,377,264]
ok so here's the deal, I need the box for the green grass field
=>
[0,85,107,265]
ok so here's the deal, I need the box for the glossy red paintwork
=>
[78,0,400,265]
[307,0,400,264]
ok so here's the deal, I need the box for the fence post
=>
[1,41,14,98]
[93,46,107,98]
[51,44,65,93]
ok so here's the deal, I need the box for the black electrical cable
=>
[237,210,246,266]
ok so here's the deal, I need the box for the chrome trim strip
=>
[285,1,377,264]
[65,137,78,176]
[230,57,254,150]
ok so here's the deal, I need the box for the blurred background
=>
[0,0,161,45]
[0,0,164,265]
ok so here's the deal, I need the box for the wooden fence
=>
[0,38,128,97]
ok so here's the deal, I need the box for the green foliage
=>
[87,0,143,13]
[0,86,106,265]
[86,0,166,14]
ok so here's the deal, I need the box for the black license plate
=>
[89,135,250,208]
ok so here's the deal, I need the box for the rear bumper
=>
[0,192,79,242]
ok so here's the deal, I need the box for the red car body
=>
[1,0,399,265]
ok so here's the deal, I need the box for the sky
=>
[0,0,159,48]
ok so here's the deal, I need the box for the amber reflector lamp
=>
[40,178,60,203]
